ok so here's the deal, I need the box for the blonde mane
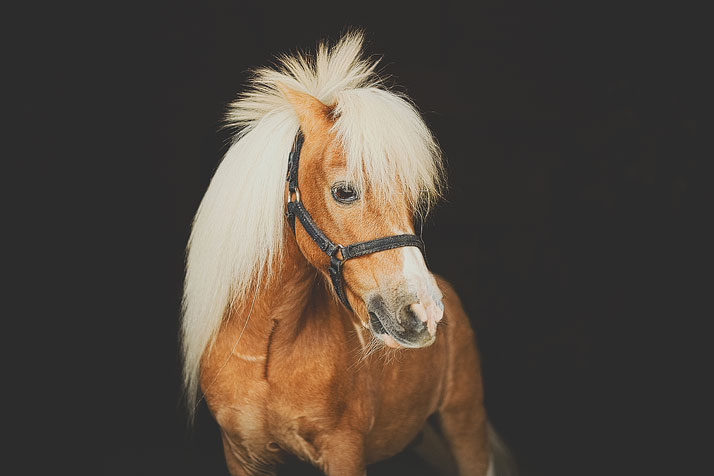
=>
[181,32,445,415]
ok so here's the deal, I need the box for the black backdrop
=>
[18,1,705,475]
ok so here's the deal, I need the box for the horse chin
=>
[376,333,404,349]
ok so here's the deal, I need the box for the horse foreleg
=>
[438,401,490,476]
[318,431,366,476]
[437,289,491,475]
[437,336,491,476]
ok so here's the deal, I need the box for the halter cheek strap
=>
[285,131,426,311]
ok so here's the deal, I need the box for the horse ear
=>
[277,83,331,136]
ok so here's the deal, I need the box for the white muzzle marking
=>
[401,246,444,335]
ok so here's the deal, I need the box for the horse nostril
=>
[399,304,425,333]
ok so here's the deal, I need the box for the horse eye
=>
[331,182,359,204]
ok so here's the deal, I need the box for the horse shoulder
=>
[435,274,486,410]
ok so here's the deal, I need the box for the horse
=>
[181,32,503,476]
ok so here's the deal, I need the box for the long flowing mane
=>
[181,32,445,414]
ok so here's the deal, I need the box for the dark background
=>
[17,1,707,475]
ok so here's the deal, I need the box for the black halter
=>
[285,131,426,311]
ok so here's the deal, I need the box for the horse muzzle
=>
[366,292,443,348]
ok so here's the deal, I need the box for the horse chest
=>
[213,345,356,457]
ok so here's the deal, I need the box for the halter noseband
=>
[285,131,426,311]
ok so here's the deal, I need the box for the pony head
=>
[280,84,445,348]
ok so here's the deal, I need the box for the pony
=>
[182,32,503,476]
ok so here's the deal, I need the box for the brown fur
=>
[199,88,490,475]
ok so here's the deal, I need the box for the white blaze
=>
[400,246,444,335]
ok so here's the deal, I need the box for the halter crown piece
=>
[285,131,426,311]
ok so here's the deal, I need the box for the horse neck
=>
[260,228,317,317]
[222,227,318,345]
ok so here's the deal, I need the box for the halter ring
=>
[287,187,301,203]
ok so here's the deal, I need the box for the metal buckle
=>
[328,245,346,274]
[333,244,346,261]
[287,186,301,203]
